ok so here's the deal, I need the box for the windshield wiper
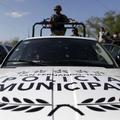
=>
[6,59,115,68]
[7,60,48,66]
[42,59,115,68]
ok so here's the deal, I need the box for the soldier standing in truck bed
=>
[50,5,69,35]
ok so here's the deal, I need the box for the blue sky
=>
[0,0,120,41]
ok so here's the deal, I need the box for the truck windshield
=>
[3,38,116,67]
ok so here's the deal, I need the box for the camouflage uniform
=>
[50,5,69,35]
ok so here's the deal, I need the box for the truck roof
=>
[25,36,97,41]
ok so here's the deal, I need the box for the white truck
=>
[0,21,120,120]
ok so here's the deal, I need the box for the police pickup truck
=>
[0,20,120,120]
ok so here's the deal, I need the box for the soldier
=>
[50,5,69,35]
[71,27,80,36]
[98,27,106,43]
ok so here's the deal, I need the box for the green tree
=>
[85,16,102,37]
[10,37,19,47]
[3,37,19,47]
[85,11,120,37]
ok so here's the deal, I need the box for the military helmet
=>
[54,5,62,11]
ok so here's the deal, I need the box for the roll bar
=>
[32,18,86,37]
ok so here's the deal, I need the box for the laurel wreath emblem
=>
[0,96,120,116]
[77,97,120,115]
[0,96,51,113]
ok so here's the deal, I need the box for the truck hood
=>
[0,66,120,120]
